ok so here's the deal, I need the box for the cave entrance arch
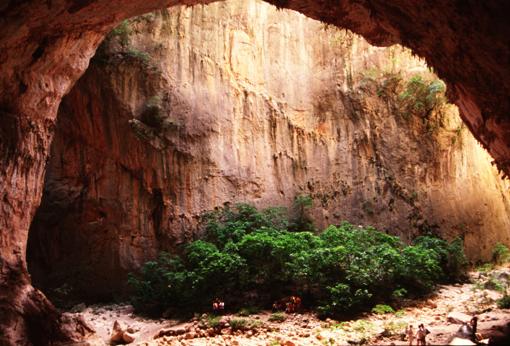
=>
[2,0,510,344]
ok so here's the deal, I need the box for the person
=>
[212,298,224,313]
[416,324,429,345]
[286,296,301,313]
[406,324,415,346]
[272,296,302,313]
[469,316,479,342]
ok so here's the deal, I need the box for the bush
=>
[371,304,395,315]
[230,318,248,330]
[492,243,510,265]
[382,321,407,337]
[412,236,468,283]
[268,312,287,322]
[129,203,467,318]
[124,49,151,64]
[206,315,222,328]
[398,75,446,120]
[497,294,510,309]
[202,203,289,247]
[476,263,494,273]
[484,277,506,292]
[109,19,131,46]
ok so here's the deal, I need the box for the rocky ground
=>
[71,267,510,345]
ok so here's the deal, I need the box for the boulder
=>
[282,341,296,346]
[449,337,476,345]
[109,320,137,344]
[447,312,472,324]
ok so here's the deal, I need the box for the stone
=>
[447,312,472,324]
[110,321,125,344]
[426,300,438,309]
[122,332,136,343]
[282,341,296,346]
[449,337,476,345]
[110,320,137,344]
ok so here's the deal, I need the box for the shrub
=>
[382,321,407,337]
[492,243,510,265]
[109,19,131,46]
[395,309,406,318]
[230,318,248,330]
[398,75,446,119]
[497,294,510,309]
[371,304,395,315]
[206,315,222,328]
[476,263,494,273]
[237,306,260,316]
[484,277,506,292]
[247,319,264,329]
[318,284,372,316]
[125,49,151,64]
[202,203,289,248]
[413,236,468,282]
[268,312,287,322]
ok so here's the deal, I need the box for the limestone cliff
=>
[28,0,510,302]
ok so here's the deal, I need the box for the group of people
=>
[406,316,480,345]
[272,295,302,313]
[212,298,225,313]
[406,324,430,345]
[211,297,483,345]
[211,295,302,314]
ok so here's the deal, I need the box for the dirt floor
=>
[71,266,510,345]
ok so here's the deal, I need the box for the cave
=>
[1,0,510,345]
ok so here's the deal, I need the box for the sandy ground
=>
[72,267,510,345]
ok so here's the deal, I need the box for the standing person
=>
[470,316,478,342]
[417,324,429,345]
[406,324,415,346]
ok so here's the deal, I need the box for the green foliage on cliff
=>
[363,68,448,132]
[124,49,151,64]
[398,75,446,122]
[110,19,131,47]
[128,204,467,317]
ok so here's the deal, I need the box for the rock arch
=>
[1,0,509,344]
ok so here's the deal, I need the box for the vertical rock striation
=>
[28,0,510,302]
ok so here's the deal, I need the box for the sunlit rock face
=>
[27,0,510,301]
